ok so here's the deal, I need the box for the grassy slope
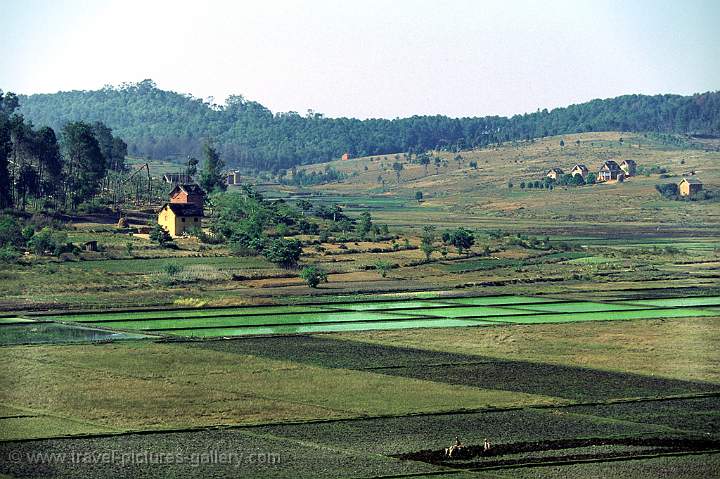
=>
[1,131,717,312]
[298,131,720,230]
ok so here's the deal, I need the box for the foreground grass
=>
[330,316,720,385]
[0,341,559,440]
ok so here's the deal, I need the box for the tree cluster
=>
[1,90,128,211]
[17,81,720,173]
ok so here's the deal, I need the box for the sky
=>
[1,0,719,119]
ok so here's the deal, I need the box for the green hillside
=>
[14,80,720,172]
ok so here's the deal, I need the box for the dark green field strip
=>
[485,452,720,478]
[321,300,456,311]
[252,409,674,458]
[442,252,591,274]
[561,396,720,436]
[476,308,720,324]
[40,305,337,323]
[192,336,720,402]
[0,407,687,478]
[440,295,557,306]
[0,323,152,346]
[499,301,656,314]
[0,427,439,478]
[159,318,492,337]
[619,296,720,308]
[86,311,423,331]
[400,306,548,319]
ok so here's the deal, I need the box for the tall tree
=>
[421,225,436,261]
[419,153,430,176]
[357,211,372,238]
[198,141,227,193]
[92,121,126,171]
[35,127,63,202]
[392,161,403,184]
[186,156,198,176]
[61,121,106,208]
[0,91,17,208]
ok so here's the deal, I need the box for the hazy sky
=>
[2,0,718,119]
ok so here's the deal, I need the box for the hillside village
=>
[544,158,704,198]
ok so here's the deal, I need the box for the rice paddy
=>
[0,323,151,345]
[3,294,718,341]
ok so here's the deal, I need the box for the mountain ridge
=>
[12,80,720,172]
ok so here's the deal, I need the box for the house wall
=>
[680,182,702,196]
[621,163,636,176]
[170,191,188,203]
[158,207,177,236]
[174,215,201,236]
[170,191,204,208]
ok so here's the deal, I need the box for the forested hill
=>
[16,80,720,172]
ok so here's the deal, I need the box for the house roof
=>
[680,177,702,185]
[572,164,588,170]
[621,159,636,165]
[169,183,205,197]
[163,173,195,184]
[600,160,621,171]
[161,203,204,217]
[547,168,564,174]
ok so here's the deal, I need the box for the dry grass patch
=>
[330,316,720,384]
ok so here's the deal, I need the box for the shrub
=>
[298,219,320,235]
[28,227,68,256]
[655,183,679,199]
[300,266,328,288]
[0,215,24,248]
[263,238,302,268]
[162,262,184,276]
[446,227,475,255]
[0,245,20,263]
[150,224,174,247]
[77,198,113,214]
[374,260,393,278]
[188,226,223,244]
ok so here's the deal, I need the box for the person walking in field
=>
[445,436,464,457]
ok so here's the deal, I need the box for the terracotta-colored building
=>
[169,184,205,208]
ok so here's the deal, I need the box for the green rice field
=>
[3,295,719,341]
[41,305,335,322]
[0,323,151,345]
[622,297,720,308]
[503,301,649,313]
